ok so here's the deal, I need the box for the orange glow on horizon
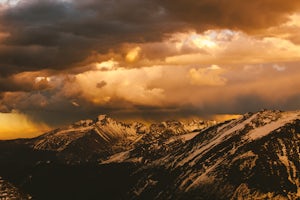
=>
[213,114,242,122]
[0,112,49,140]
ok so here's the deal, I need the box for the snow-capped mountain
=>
[123,110,300,199]
[0,110,299,199]
[30,114,147,162]
[29,114,214,163]
[33,114,143,151]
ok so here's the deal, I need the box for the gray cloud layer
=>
[1,0,300,76]
[1,0,300,128]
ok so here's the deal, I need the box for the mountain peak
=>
[97,114,108,121]
[0,110,299,199]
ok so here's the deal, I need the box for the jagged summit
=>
[96,114,112,125]
[124,109,300,199]
[71,114,117,127]
[0,109,299,199]
[30,114,216,163]
[97,114,108,121]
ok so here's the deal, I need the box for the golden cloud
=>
[188,65,227,86]
[74,65,165,107]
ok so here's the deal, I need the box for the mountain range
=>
[0,110,299,199]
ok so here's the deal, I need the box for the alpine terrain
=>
[0,110,299,199]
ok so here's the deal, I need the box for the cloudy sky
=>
[1,0,300,139]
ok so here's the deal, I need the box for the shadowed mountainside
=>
[0,110,299,199]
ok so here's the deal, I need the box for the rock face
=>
[0,110,299,200]
[31,115,145,162]
[30,115,214,163]
[124,110,300,199]
[0,177,31,200]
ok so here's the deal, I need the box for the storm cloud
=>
[1,0,300,138]
[1,0,300,75]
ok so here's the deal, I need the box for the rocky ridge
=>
[0,110,299,199]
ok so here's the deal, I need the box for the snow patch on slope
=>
[165,132,200,144]
[101,151,130,164]
[177,113,259,167]
[246,111,299,141]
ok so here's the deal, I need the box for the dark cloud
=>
[0,74,51,92]
[26,92,300,126]
[0,0,174,76]
[0,76,33,92]
[96,81,107,89]
[1,0,299,77]
[158,0,300,32]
